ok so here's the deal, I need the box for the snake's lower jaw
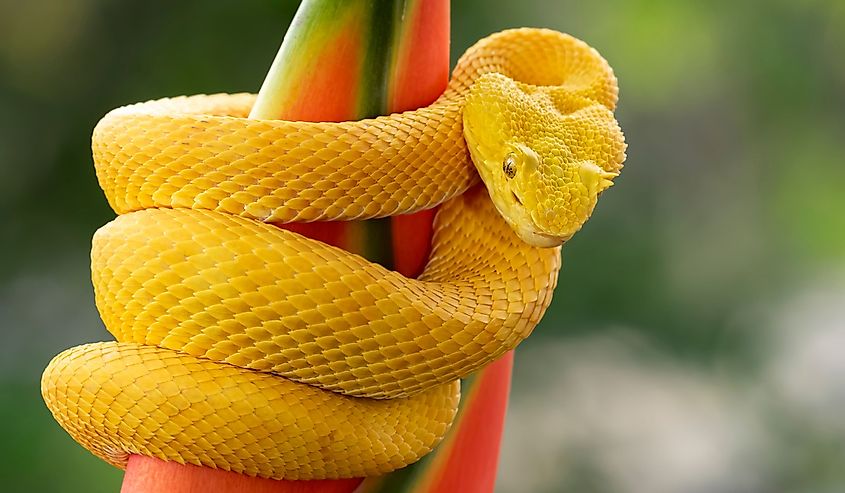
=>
[497,203,576,247]
[516,226,573,248]
[469,158,575,248]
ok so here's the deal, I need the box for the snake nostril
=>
[511,190,524,205]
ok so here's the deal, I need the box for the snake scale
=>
[42,28,626,480]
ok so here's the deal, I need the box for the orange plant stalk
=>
[122,1,513,492]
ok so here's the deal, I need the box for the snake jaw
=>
[463,74,558,247]
[462,128,567,248]
[462,98,536,245]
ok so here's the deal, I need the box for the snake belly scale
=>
[42,28,626,479]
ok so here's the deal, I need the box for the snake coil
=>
[42,28,625,480]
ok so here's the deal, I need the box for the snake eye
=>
[503,154,517,179]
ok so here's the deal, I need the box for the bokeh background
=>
[2,1,843,491]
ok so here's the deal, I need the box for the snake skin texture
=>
[42,28,626,480]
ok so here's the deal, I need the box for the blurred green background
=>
[2,0,844,491]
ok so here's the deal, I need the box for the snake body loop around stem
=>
[42,28,625,480]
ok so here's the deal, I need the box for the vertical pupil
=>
[503,156,516,178]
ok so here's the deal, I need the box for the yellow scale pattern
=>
[42,29,625,480]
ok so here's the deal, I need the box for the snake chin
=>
[517,225,574,248]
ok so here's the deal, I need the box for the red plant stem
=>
[121,459,360,493]
[389,0,449,277]
[419,353,514,493]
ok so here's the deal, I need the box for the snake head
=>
[463,72,624,248]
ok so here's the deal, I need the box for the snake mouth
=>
[523,228,573,248]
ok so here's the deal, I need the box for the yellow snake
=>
[42,28,625,480]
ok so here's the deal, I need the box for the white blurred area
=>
[498,278,845,493]
[766,278,845,436]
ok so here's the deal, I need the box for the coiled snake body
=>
[42,29,625,480]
